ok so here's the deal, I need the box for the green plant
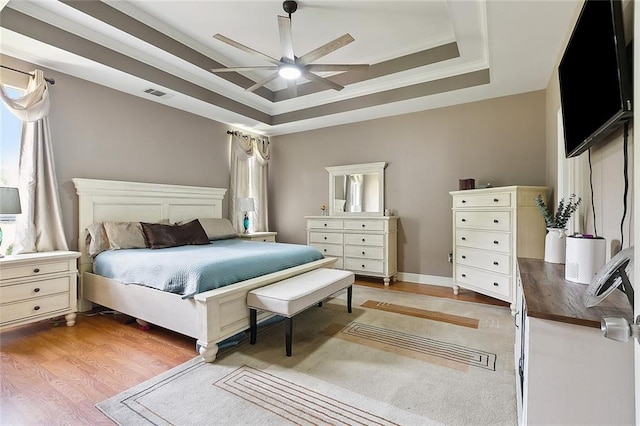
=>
[535,194,582,228]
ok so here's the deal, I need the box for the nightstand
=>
[0,250,81,330]
[238,232,277,242]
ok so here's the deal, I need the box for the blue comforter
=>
[93,239,324,298]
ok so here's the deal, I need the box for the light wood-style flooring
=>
[0,280,507,425]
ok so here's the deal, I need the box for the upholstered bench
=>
[247,268,354,356]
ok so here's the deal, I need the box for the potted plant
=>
[534,194,582,263]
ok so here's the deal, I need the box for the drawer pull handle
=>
[33,268,40,273]
[34,306,40,311]
[493,219,499,223]
[461,237,466,241]
[461,273,466,278]
[493,198,499,203]
[493,240,499,245]
[493,261,499,265]
[461,200,466,203]
[461,218,466,222]
[461,255,466,259]
[493,282,499,287]
[34,288,40,293]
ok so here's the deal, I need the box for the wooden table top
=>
[517,257,633,329]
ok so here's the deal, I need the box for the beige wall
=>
[1,55,233,251]
[270,92,547,278]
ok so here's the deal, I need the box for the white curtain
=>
[228,131,270,233]
[0,70,69,253]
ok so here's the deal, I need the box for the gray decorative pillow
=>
[192,218,238,240]
[103,221,147,250]
[141,220,210,249]
[86,222,109,257]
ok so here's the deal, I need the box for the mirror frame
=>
[326,162,387,216]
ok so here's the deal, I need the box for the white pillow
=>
[192,218,238,240]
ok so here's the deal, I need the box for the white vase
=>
[544,227,567,264]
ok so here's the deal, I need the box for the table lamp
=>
[0,187,22,258]
[237,197,255,234]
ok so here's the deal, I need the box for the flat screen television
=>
[558,0,633,158]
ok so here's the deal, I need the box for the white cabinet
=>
[306,216,398,285]
[515,258,634,425]
[0,251,81,330]
[450,186,547,313]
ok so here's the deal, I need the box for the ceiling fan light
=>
[278,64,301,80]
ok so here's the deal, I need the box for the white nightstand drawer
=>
[309,232,344,244]
[308,219,344,230]
[0,276,72,304]
[344,258,384,274]
[455,211,511,231]
[453,192,511,208]
[0,293,71,324]
[344,220,385,231]
[456,247,511,275]
[1,260,71,281]
[345,245,384,259]
[311,243,343,257]
[344,233,384,246]
[456,229,511,253]
[456,266,510,298]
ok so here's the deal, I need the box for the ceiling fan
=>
[210,0,369,96]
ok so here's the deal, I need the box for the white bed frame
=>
[73,178,335,362]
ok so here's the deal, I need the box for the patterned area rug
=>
[96,286,517,425]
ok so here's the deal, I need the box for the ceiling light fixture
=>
[278,64,301,80]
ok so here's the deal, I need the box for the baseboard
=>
[396,272,454,288]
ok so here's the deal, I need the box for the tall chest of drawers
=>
[449,186,547,313]
[0,251,81,330]
[306,216,398,285]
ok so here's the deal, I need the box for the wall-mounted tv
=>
[558,0,633,158]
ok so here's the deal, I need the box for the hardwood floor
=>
[0,280,506,425]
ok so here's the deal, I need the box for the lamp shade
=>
[237,197,255,212]
[0,187,21,215]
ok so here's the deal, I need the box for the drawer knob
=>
[493,219,499,223]
[461,218,466,222]
[34,288,40,293]
[493,282,499,287]
[461,200,467,203]
[323,249,327,252]
[324,223,327,227]
[461,255,466,259]
[493,198,499,203]
[33,268,40,273]
[362,251,365,255]
[362,238,365,242]
[361,264,365,268]
[493,261,499,265]
[324,236,327,240]
[493,240,499,245]
[461,273,466,278]
[34,306,40,311]
[361,224,365,228]
[461,237,466,241]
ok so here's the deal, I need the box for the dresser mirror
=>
[326,162,386,216]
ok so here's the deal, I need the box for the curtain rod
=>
[0,65,55,85]
[226,130,269,143]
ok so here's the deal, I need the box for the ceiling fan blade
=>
[297,34,355,66]
[287,79,298,98]
[211,66,278,73]
[213,34,281,66]
[305,64,369,72]
[246,72,280,92]
[278,16,295,62]
[303,71,344,91]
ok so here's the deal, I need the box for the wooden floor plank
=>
[0,280,502,424]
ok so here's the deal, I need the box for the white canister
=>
[565,236,606,284]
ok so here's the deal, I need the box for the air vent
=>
[144,88,168,97]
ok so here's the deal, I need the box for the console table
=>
[515,257,634,425]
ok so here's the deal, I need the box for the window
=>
[1,86,23,255]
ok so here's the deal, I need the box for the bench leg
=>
[250,308,257,345]
[347,285,353,313]
[285,317,293,356]
[317,301,323,307]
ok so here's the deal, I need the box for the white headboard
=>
[73,178,227,271]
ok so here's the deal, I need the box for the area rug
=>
[97,286,517,425]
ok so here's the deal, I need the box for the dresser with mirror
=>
[306,162,398,285]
